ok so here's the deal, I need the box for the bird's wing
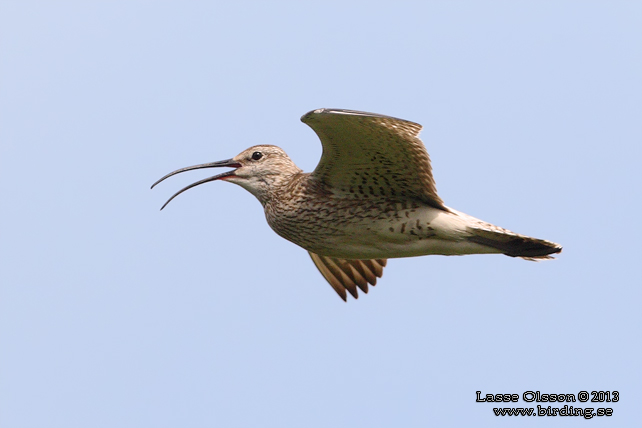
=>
[308,252,387,301]
[301,108,446,210]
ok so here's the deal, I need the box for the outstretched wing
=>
[301,108,446,210]
[309,252,386,301]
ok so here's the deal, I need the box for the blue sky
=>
[1,1,640,427]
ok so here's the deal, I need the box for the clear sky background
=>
[1,1,640,427]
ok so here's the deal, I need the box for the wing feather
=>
[301,108,446,210]
[308,252,387,301]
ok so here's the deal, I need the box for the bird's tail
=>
[466,227,562,260]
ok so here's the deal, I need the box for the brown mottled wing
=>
[308,252,387,301]
[301,108,446,210]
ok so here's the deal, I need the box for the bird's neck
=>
[250,170,304,207]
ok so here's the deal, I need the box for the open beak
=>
[151,159,242,210]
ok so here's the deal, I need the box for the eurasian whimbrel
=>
[152,108,562,301]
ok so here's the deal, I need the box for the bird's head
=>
[151,145,301,209]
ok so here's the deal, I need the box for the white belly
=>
[270,203,501,259]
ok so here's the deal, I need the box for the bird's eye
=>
[251,152,263,161]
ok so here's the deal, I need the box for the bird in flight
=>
[152,108,561,301]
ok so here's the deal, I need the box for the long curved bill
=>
[151,159,241,210]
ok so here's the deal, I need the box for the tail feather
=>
[467,227,562,259]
